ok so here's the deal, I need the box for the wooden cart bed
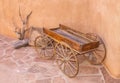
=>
[44,24,99,52]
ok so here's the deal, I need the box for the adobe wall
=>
[0,0,120,78]
[87,0,120,78]
[0,0,89,37]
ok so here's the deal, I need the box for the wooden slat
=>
[44,28,82,51]
[59,24,95,42]
[59,24,100,51]
[82,42,99,51]
[43,25,99,52]
[53,29,89,45]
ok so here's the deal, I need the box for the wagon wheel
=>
[84,34,106,65]
[55,43,79,78]
[34,34,54,59]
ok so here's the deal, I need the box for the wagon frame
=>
[34,24,106,78]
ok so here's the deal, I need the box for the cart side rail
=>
[44,28,99,52]
[59,24,96,42]
[43,28,82,52]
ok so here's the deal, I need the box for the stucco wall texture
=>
[0,0,120,78]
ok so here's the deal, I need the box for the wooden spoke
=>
[34,35,55,59]
[59,61,65,67]
[67,62,75,75]
[95,48,104,52]
[56,51,64,58]
[68,61,77,70]
[55,43,79,78]
[84,36,106,65]
[37,48,42,54]
[57,57,64,61]
[69,58,77,62]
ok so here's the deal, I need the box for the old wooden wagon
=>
[34,24,106,78]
